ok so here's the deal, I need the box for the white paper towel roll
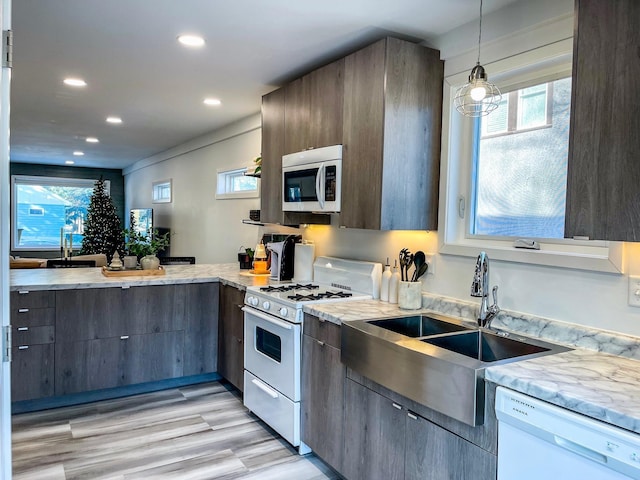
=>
[293,243,315,282]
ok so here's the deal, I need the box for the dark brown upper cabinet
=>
[260,59,343,226]
[340,37,443,230]
[565,0,640,241]
[260,88,286,225]
[260,37,442,230]
[284,59,344,154]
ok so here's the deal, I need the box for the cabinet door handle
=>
[17,327,29,331]
[316,340,325,347]
[407,412,418,420]
[18,345,29,350]
[236,304,244,309]
[121,286,130,290]
[18,290,29,295]
[236,337,242,343]
[392,402,402,410]
[18,308,29,313]
[120,335,129,340]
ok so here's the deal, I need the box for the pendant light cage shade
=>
[454,64,502,117]
[454,0,502,117]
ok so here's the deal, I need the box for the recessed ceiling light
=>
[86,137,99,143]
[73,151,84,156]
[63,78,87,87]
[106,116,122,124]
[178,35,205,47]
[204,98,221,106]
[65,160,75,165]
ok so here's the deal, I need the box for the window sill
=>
[439,239,623,274]
[215,191,259,200]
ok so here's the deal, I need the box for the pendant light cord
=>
[477,0,483,65]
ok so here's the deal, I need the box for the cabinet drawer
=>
[11,307,55,327]
[304,313,341,348]
[11,290,55,309]
[11,343,55,402]
[14,325,55,345]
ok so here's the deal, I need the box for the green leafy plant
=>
[123,227,170,258]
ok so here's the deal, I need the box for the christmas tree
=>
[80,177,123,262]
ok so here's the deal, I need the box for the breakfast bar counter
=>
[9,263,272,292]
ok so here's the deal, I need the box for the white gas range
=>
[242,256,382,454]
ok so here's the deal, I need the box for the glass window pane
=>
[483,97,509,135]
[14,179,96,249]
[473,77,571,239]
[518,84,548,129]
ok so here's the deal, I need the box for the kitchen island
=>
[9,263,276,409]
[9,263,269,292]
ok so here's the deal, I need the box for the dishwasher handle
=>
[554,435,607,464]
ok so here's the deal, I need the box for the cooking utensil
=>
[399,248,413,281]
[411,251,426,282]
[414,262,428,282]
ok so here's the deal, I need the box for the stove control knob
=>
[247,296,258,306]
[279,307,288,317]
[262,301,271,310]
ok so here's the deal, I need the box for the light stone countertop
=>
[9,263,272,291]
[305,298,640,435]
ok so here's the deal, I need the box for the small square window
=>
[152,179,172,203]
[216,167,259,199]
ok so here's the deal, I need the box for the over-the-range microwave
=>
[282,144,342,213]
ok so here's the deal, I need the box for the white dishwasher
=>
[495,386,640,480]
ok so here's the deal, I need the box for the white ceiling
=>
[10,0,519,170]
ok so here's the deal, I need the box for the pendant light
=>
[454,0,502,117]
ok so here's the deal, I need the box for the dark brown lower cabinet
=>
[55,331,184,395]
[343,378,406,480]
[217,284,245,391]
[301,314,345,472]
[405,410,497,480]
[183,283,219,376]
[342,377,497,480]
[11,344,54,401]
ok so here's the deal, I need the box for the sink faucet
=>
[470,252,500,328]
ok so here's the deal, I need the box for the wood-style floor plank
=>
[12,381,341,480]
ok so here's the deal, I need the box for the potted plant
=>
[123,227,170,270]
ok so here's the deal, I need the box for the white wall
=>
[124,114,262,264]
[123,0,640,339]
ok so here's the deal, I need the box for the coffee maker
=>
[265,234,301,281]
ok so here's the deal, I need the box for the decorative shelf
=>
[242,219,265,226]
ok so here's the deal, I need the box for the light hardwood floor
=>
[12,382,342,480]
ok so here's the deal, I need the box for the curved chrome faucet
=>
[470,252,500,328]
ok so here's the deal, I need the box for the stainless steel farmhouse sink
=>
[368,314,472,338]
[422,329,550,363]
[341,313,569,427]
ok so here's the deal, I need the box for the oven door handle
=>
[242,306,293,330]
[251,378,279,399]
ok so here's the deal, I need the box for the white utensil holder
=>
[398,281,422,310]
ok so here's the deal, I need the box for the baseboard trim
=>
[12,373,221,414]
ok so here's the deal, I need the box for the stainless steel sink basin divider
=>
[341,312,569,427]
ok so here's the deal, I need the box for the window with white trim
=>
[473,77,569,238]
[440,40,622,273]
[152,179,172,203]
[11,175,110,251]
[216,167,259,199]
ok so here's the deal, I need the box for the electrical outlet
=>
[425,254,435,276]
[628,276,640,307]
